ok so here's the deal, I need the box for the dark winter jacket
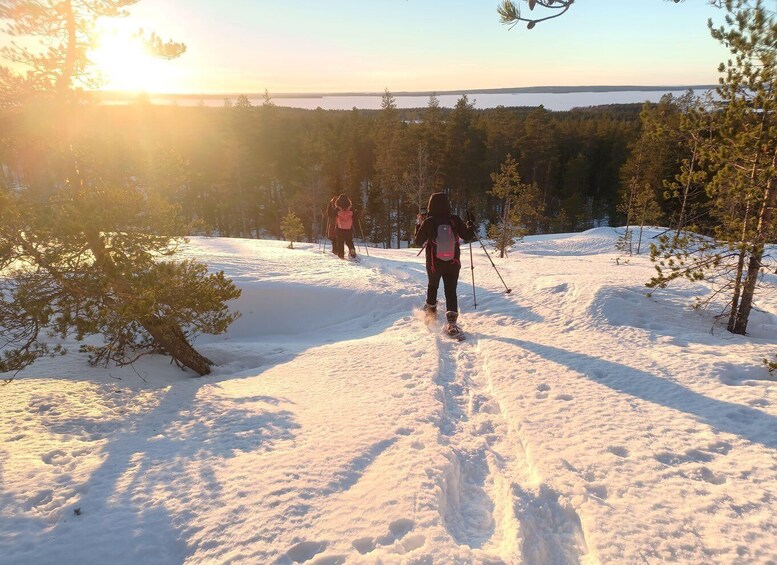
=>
[323,197,338,239]
[414,213,475,268]
[414,194,473,270]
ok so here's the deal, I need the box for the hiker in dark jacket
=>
[322,196,338,254]
[331,193,358,259]
[414,192,476,336]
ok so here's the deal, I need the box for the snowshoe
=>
[444,311,465,341]
[422,302,438,323]
[443,322,465,341]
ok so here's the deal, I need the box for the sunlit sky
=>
[26,1,736,94]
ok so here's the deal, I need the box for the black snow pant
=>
[336,228,355,258]
[426,260,460,313]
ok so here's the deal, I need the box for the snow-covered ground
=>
[2,228,776,564]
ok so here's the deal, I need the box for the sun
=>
[91,28,178,93]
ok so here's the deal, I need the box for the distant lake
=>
[136,88,717,112]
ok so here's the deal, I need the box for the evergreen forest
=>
[2,94,644,246]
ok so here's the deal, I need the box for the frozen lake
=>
[139,88,716,111]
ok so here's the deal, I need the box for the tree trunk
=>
[733,247,763,335]
[727,203,750,332]
[730,140,777,334]
[142,316,213,375]
[637,217,645,255]
[56,0,76,96]
[732,172,777,334]
[623,148,643,256]
[396,195,401,250]
[727,246,747,332]
[500,198,510,258]
[675,139,698,241]
[83,224,214,375]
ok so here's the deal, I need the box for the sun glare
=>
[91,29,177,93]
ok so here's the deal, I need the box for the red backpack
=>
[336,208,353,230]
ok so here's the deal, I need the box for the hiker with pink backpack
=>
[414,192,477,338]
[329,194,358,259]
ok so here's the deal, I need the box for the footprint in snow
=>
[585,483,608,500]
[704,440,733,455]
[352,537,375,555]
[679,466,727,485]
[607,446,630,458]
[286,540,326,563]
[310,556,346,565]
[536,383,551,399]
[655,442,730,467]
[41,449,68,465]
[376,518,415,546]
[352,519,416,555]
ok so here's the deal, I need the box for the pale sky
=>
[17,1,735,94]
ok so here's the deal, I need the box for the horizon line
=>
[94,84,719,100]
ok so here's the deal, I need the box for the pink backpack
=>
[336,208,353,230]
[434,220,457,261]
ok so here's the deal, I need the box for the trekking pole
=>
[322,216,330,254]
[469,240,477,308]
[318,213,325,253]
[357,219,370,257]
[416,242,426,257]
[475,234,512,294]
[465,210,478,306]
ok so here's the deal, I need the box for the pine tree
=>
[444,95,486,212]
[662,91,715,239]
[521,107,558,195]
[372,88,407,247]
[488,154,544,257]
[0,1,184,100]
[0,1,239,378]
[618,98,674,255]
[281,209,305,249]
[649,0,777,335]
[422,93,446,193]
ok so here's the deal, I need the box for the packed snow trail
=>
[424,317,593,565]
[1,230,775,564]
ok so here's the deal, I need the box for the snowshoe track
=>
[430,324,593,564]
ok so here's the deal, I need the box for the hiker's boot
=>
[423,301,437,321]
[349,248,357,258]
[445,311,461,336]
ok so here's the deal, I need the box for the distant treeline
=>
[2,93,645,246]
